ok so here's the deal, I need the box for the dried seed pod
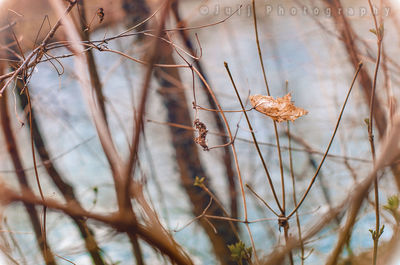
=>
[97,8,104,23]
[194,119,209,151]
[250,93,308,122]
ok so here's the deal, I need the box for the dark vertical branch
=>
[323,0,400,191]
[128,234,145,265]
[77,0,107,122]
[18,89,107,265]
[77,1,144,263]
[2,16,107,263]
[0,91,57,265]
[170,1,238,221]
[122,1,238,264]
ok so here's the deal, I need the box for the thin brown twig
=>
[367,0,384,264]
[225,61,283,214]
[245,184,279,217]
[288,62,363,218]
[287,107,305,264]
[251,0,286,214]
[146,119,371,163]
[0,0,78,95]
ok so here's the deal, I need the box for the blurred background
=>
[1,0,400,264]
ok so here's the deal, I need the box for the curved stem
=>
[251,0,286,213]
[225,62,283,214]
[288,62,363,218]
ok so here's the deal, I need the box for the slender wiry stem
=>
[171,2,238,220]
[246,184,279,217]
[251,0,286,213]
[225,62,283,214]
[288,128,305,264]
[25,84,48,262]
[199,184,240,240]
[288,62,363,218]
[123,0,171,214]
[191,66,249,220]
[147,119,371,163]
[367,0,384,264]
[0,92,56,265]
[0,0,77,95]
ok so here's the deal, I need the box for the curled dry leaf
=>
[250,93,308,122]
[194,119,209,151]
[97,8,104,23]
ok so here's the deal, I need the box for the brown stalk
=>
[118,1,173,262]
[47,0,138,263]
[263,133,399,265]
[123,1,240,263]
[225,62,282,214]
[322,0,400,193]
[287,121,305,265]
[122,0,172,214]
[1,185,193,265]
[147,119,371,163]
[251,0,286,214]
[193,51,256,265]
[288,62,363,218]
[0,91,56,265]
[77,0,107,122]
[17,84,106,265]
[49,1,193,264]
[0,0,78,95]
[171,0,238,221]
[366,0,384,264]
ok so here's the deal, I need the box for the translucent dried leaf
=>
[250,93,308,122]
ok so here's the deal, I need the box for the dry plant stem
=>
[251,0,286,213]
[264,156,389,265]
[48,3,169,265]
[190,63,256,263]
[325,171,379,265]
[130,1,238,262]
[24,84,49,262]
[175,198,213,232]
[128,234,144,265]
[147,119,371,163]
[0,8,243,84]
[3,219,27,265]
[323,0,400,192]
[47,1,142,263]
[367,0,383,264]
[225,62,283,214]
[18,87,106,265]
[0,0,77,95]
[287,121,303,264]
[262,200,348,265]
[50,0,122,214]
[2,186,193,265]
[199,184,240,239]
[246,184,279,216]
[284,225,294,265]
[245,223,260,265]
[77,0,107,122]
[0,22,16,33]
[122,0,171,214]
[289,132,341,226]
[171,2,238,219]
[190,67,249,220]
[288,62,363,218]
[0,92,56,265]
